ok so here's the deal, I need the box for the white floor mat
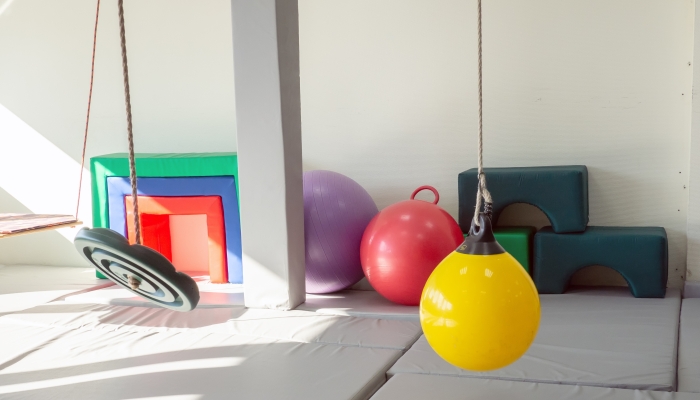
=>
[0,302,422,351]
[388,287,681,391]
[67,282,420,321]
[0,266,109,314]
[678,298,700,393]
[372,374,698,400]
[64,276,245,308]
[299,290,419,321]
[0,325,401,400]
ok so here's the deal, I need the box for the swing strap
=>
[117,0,142,247]
[117,0,142,290]
[75,0,101,220]
[473,0,493,226]
[75,0,140,245]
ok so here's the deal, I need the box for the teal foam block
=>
[533,226,668,298]
[458,166,588,234]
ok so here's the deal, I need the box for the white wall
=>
[299,0,694,288]
[688,0,700,283]
[0,0,236,266]
[0,0,694,289]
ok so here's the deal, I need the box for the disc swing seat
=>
[72,0,199,312]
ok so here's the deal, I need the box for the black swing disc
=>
[74,227,200,312]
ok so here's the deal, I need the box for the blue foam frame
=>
[107,176,242,283]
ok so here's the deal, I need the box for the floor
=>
[0,265,697,400]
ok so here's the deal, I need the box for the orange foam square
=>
[125,196,228,283]
[140,213,173,262]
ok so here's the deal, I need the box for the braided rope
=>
[473,0,492,226]
[76,0,101,220]
[117,0,141,245]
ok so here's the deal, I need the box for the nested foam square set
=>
[91,153,242,283]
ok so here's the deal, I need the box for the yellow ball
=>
[420,250,541,371]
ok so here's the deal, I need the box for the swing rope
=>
[0,2,99,237]
[473,0,493,227]
[117,0,142,290]
[75,0,101,220]
[117,0,141,248]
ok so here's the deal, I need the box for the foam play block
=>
[140,213,173,262]
[534,226,668,298]
[463,227,535,272]
[107,176,242,283]
[458,166,588,234]
[170,214,210,274]
[91,153,238,280]
[125,196,228,283]
[496,227,535,272]
[135,214,210,275]
[91,153,238,229]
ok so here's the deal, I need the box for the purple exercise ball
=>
[303,170,378,294]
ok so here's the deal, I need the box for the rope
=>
[75,0,101,220]
[117,0,141,291]
[473,0,492,227]
[128,275,140,290]
[117,0,141,246]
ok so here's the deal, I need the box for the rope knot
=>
[128,275,140,290]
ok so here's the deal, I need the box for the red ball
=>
[360,186,464,305]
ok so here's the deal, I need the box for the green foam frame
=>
[464,226,535,273]
[90,153,239,278]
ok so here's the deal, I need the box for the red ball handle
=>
[410,185,440,204]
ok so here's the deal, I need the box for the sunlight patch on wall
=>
[0,103,91,240]
[0,0,16,18]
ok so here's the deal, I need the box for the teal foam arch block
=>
[458,166,588,234]
[533,226,668,298]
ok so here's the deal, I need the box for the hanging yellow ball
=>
[419,214,541,371]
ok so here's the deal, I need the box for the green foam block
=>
[90,153,239,278]
[464,226,535,273]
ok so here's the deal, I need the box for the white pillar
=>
[231,0,305,309]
